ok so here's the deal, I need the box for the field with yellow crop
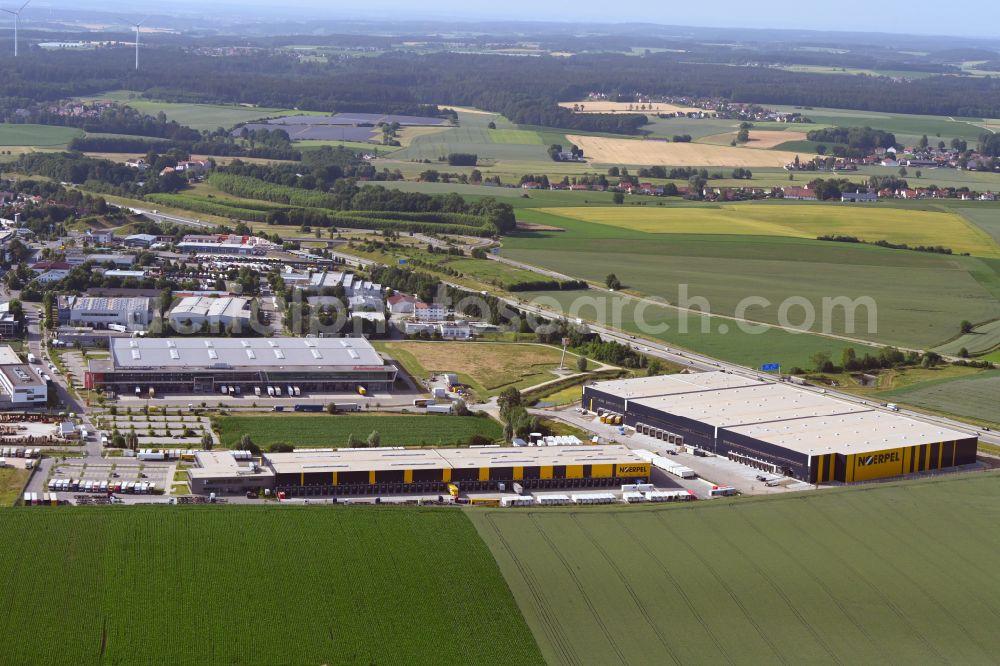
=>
[567,134,812,167]
[535,204,1000,257]
[558,101,700,114]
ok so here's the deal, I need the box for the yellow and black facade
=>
[266,446,651,497]
[810,439,978,483]
[586,372,979,485]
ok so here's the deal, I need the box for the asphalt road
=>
[77,203,997,446]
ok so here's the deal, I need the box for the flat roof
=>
[68,296,150,313]
[0,364,45,387]
[632,382,869,428]
[190,451,274,480]
[264,445,643,475]
[103,337,385,371]
[589,371,763,401]
[723,410,974,457]
[0,345,22,365]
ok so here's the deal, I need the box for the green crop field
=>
[504,208,1000,351]
[218,413,504,448]
[520,287,868,370]
[0,505,543,665]
[769,104,990,145]
[935,318,1000,355]
[471,473,1000,666]
[77,90,312,131]
[0,123,83,146]
[387,110,552,163]
[881,371,1000,425]
[640,116,739,140]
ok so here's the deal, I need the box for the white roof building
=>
[168,296,252,332]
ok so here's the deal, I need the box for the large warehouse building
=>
[84,337,397,396]
[583,372,977,483]
[188,445,651,496]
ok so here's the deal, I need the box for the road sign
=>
[760,363,780,371]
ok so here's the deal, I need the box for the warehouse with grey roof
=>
[583,372,977,483]
[84,337,396,396]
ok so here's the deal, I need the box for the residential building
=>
[387,294,418,314]
[414,302,447,321]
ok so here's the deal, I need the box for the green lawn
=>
[0,506,543,665]
[218,413,504,448]
[471,472,1000,666]
[0,123,83,146]
[0,467,30,506]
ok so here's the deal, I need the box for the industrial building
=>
[58,295,153,331]
[188,445,650,496]
[176,234,275,256]
[583,372,977,483]
[0,346,48,406]
[0,301,21,338]
[84,337,397,396]
[167,296,252,331]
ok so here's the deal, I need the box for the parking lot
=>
[543,406,818,497]
[47,461,174,495]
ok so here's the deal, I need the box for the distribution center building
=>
[184,445,651,496]
[583,372,977,483]
[84,337,397,396]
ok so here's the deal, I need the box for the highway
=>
[486,286,1000,446]
[91,203,998,445]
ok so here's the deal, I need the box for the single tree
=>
[605,273,622,290]
[576,356,588,372]
[960,320,974,334]
[367,431,382,448]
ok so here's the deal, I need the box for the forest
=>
[2,44,1000,136]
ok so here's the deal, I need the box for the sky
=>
[35,0,1000,39]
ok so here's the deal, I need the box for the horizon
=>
[16,1,1000,42]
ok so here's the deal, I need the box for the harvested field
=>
[558,101,699,114]
[698,130,810,148]
[568,135,813,167]
[379,341,566,396]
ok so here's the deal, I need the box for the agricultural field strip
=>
[567,134,816,168]
[471,474,1000,665]
[499,247,981,354]
[0,507,544,665]
[531,205,1000,259]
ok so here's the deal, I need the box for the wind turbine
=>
[132,16,149,71]
[1,0,31,57]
